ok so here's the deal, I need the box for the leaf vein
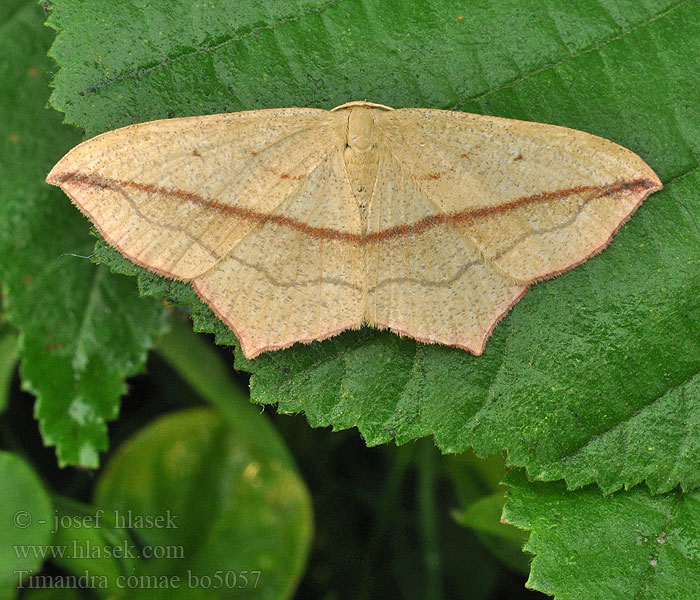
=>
[449,0,692,108]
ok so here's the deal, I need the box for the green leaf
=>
[94,407,313,599]
[447,452,530,574]
[0,451,53,596]
[48,495,139,585]
[455,492,530,575]
[45,0,699,492]
[0,1,168,467]
[503,470,700,600]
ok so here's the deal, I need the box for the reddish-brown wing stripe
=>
[53,172,657,245]
[366,179,657,243]
[54,171,359,242]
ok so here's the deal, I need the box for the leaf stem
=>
[153,316,290,461]
[357,444,415,599]
[417,438,443,600]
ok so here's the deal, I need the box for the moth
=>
[47,101,662,358]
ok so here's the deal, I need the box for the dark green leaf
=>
[503,470,700,600]
[0,2,168,467]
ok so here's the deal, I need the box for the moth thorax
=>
[346,107,376,153]
[344,108,380,224]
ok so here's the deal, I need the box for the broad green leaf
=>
[94,407,313,599]
[0,1,167,467]
[0,451,53,596]
[503,470,700,600]
[46,0,699,492]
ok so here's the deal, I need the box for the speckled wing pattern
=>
[47,103,662,358]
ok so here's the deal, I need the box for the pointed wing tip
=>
[238,335,270,360]
[46,158,72,187]
[45,165,60,186]
[417,335,485,356]
[643,170,662,192]
[438,335,486,356]
[641,163,662,192]
[469,343,485,356]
